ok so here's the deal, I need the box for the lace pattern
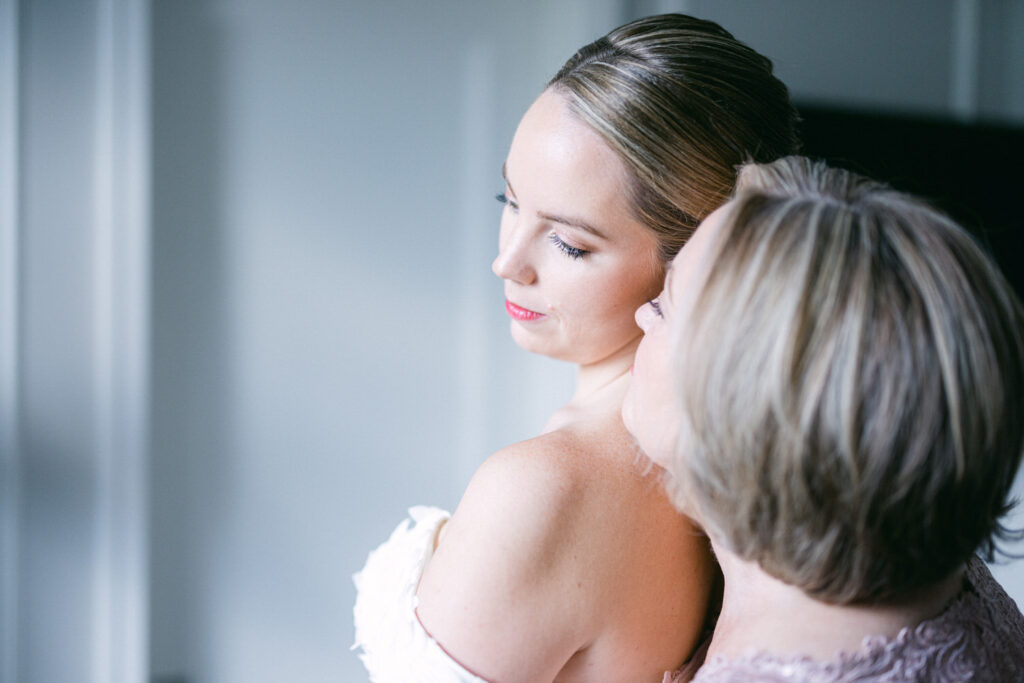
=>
[674,557,1024,682]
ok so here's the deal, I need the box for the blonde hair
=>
[672,156,1024,604]
[549,14,799,261]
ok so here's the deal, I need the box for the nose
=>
[635,301,654,332]
[491,226,537,285]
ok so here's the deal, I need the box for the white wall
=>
[2,1,150,682]
[4,2,1023,683]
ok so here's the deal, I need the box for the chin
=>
[628,427,673,471]
[509,323,550,356]
[620,395,636,433]
[644,447,672,471]
[509,325,581,363]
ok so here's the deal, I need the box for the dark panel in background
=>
[798,105,1024,298]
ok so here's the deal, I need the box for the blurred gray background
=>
[3,1,1023,682]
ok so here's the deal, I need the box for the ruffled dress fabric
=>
[667,556,1024,682]
[352,506,489,683]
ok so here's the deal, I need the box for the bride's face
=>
[492,89,663,366]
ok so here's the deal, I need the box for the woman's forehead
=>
[670,205,729,290]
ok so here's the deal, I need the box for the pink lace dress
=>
[666,557,1024,682]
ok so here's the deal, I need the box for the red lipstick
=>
[505,299,545,321]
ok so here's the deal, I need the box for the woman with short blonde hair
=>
[626,156,1024,681]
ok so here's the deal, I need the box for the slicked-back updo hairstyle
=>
[549,13,800,261]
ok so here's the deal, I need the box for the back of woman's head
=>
[675,156,1024,604]
[549,13,800,261]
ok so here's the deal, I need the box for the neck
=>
[572,335,639,405]
[543,336,638,435]
[707,538,965,663]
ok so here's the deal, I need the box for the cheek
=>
[619,261,664,314]
[582,264,661,323]
[641,406,678,469]
[543,247,662,337]
[635,338,678,458]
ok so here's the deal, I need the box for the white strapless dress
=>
[352,506,490,682]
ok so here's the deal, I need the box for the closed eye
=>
[549,233,588,259]
[649,298,663,317]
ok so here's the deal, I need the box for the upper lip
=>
[506,297,542,314]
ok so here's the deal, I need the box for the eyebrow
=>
[501,163,609,240]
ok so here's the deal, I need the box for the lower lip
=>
[505,300,545,321]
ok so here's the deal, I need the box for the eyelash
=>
[549,233,588,260]
[496,192,589,260]
[649,298,663,317]
[495,192,518,211]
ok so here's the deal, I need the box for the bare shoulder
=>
[419,430,595,600]
[469,428,596,515]
[414,432,606,681]
[415,421,714,681]
[445,426,636,555]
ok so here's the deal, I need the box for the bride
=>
[354,14,799,682]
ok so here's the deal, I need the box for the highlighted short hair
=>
[672,156,1024,604]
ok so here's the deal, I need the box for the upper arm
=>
[415,441,591,683]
